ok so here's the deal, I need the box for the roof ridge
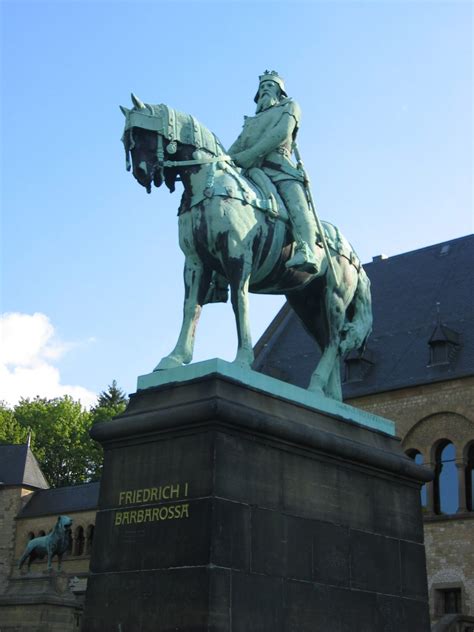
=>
[364,234,474,266]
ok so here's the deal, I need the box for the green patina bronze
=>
[137,359,394,435]
[120,72,373,400]
[18,516,72,572]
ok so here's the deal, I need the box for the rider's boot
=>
[277,180,322,275]
[285,216,322,274]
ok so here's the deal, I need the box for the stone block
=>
[82,370,431,631]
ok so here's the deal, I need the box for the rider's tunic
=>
[232,98,305,184]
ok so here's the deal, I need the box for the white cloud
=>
[0,312,97,408]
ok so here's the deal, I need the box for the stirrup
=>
[286,249,319,274]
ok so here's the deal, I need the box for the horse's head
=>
[121,95,167,193]
[120,95,225,194]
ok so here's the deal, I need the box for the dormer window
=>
[343,348,374,383]
[428,323,460,366]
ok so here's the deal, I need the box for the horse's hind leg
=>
[155,257,211,370]
[229,262,253,367]
[325,363,343,401]
[309,287,346,399]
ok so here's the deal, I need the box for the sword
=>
[293,142,339,286]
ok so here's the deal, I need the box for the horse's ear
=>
[120,106,130,116]
[131,93,146,109]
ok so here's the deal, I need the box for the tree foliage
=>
[0,381,128,487]
[91,380,128,424]
[0,402,30,444]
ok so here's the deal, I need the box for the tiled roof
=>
[0,444,49,489]
[253,235,474,397]
[18,482,100,518]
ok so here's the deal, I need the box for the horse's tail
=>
[339,266,373,355]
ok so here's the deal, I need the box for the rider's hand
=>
[230,150,256,170]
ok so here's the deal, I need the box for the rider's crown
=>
[254,70,288,103]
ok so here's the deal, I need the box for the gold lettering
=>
[115,512,123,526]
[136,489,143,503]
[152,508,160,521]
[137,509,144,523]
[143,488,151,503]
[159,506,168,520]
[122,511,130,525]
[144,508,152,522]
[168,505,175,519]
[125,491,133,505]
[162,486,170,500]
[169,484,180,499]
[181,504,189,519]
[119,491,126,505]
[150,488,158,502]
[129,510,137,524]
[184,482,189,497]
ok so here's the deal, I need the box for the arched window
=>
[434,441,458,514]
[67,529,73,554]
[86,525,95,555]
[74,526,85,556]
[466,443,474,512]
[406,449,427,508]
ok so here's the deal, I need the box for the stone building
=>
[0,443,98,630]
[253,234,474,629]
[0,234,472,630]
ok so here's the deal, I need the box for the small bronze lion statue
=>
[18,515,73,572]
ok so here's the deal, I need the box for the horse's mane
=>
[144,103,226,157]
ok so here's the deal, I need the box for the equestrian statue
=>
[120,71,372,400]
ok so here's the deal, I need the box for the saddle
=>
[202,166,289,305]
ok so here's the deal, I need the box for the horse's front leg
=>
[229,261,254,367]
[155,257,210,370]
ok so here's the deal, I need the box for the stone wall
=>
[348,375,474,622]
[346,377,474,443]
[425,517,474,624]
[0,487,34,593]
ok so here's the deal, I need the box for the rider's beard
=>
[256,93,279,113]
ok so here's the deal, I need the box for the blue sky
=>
[1,0,472,405]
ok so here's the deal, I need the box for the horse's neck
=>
[179,151,219,195]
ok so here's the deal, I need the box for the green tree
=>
[0,402,30,444]
[13,396,94,487]
[91,380,128,425]
[1,381,128,487]
[87,381,129,480]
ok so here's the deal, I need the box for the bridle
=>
[122,102,232,186]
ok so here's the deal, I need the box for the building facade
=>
[253,234,474,629]
[1,235,472,630]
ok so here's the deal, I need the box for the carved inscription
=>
[114,482,190,527]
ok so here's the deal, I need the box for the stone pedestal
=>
[0,572,82,631]
[82,361,432,632]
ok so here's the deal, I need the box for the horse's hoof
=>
[308,378,325,395]
[232,360,252,370]
[154,356,183,371]
[232,352,254,369]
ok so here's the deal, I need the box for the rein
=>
[162,155,232,168]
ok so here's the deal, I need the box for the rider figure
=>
[229,70,321,274]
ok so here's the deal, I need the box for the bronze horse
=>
[121,96,372,400]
